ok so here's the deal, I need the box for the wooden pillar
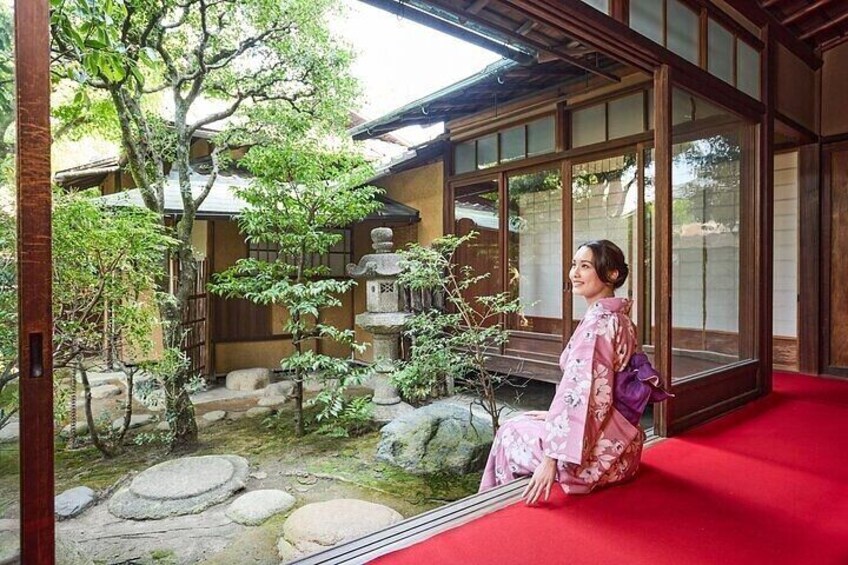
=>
[15,0,55,562]
[652,64,672,437]
[797,143,821,375]
[758,25,776,392]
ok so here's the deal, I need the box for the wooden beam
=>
[782,0,835,26]
[799,8,848,40]
[422,0,621,82]
[15,0,55,563]
[515,20,537,35]
[652,64,672,437]
[467,0,491,14]
[724,0,821,68]
[357,0,535,64]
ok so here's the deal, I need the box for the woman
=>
[479,239,644,504]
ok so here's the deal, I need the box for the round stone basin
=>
[130,456,235,501]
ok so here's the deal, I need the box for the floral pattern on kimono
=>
[480,297,644,495]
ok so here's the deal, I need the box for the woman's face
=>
[570,246,615,302]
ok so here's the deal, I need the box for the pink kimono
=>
[480,297,644,494]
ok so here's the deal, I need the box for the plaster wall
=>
[776,45,817,134]
[374,161,444,247]
[822,41,848,137]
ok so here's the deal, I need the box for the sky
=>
[333,0,500,143]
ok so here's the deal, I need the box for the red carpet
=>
[374,373,848,565]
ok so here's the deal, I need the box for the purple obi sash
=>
[613,352,673,426]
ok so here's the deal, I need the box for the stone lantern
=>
[347,227,412,422]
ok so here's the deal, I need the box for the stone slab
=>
[226,368,271,392]
[257,396,286,408]
[108,455,249,520]
[111,414,153,431]
[202,410,227,423]
[225,489,295,526]
[246,407,272,418]
[88,384,121,399]
[278,499,402,561]
[55,486,96,520]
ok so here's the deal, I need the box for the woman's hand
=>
[523,410,548,421]
[521,456,557,505]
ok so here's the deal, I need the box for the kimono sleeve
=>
[542,313,622,466]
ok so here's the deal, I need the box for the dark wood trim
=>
[15,0,55,562]
[635,144,648,346]
[775,111,818,144]
[820,132,848,146]
[562,159,574,346]
[499,0,765,120]
[797,143,821,374]
[758,25,776,393]
[668,361,761,434]
[722,0,821,70]
[206,221,215,377]
[442,143,453,237]
[821,140,848,373]
[556,102,568,152]
[498,170,508,342]
[653,65,672,437]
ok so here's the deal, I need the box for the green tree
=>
[396,233,524,432]
[50,0,359,448]
[0,190,173,442]
[209,138,380,437]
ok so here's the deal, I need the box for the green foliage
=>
[210,137,381,436]
[314,395,374,438]
[396,233,524,431]
[51,0,364,448]
[0,189,172,437]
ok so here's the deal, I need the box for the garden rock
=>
[225,489,295,526]
[246,406,273,418]
[277,499,402,560]
[263,381,294,397]
[108,455,249,520]
[202,410,227,423]
[55,486,96,520]
[60,421,89,438]
[0,520,18,563]
[111,414,153,431]
[257,396,286,408]
[89,384,121,399]
[376,403,493,475]
[156,421,171,431]
[0,419,18,443]
[226,368,270,391]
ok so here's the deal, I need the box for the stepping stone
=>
[55,486,96,520]
[111,414,153,431]
[156,421,171,432]
[89,384,121,399]
[226,489,296,526]
[202,410,227,422]
[257,396,286,408]
[226,368,270,391]
[246,407,272,418]
[109,455,249,520]
[277,499,402,560]
[263,381,294,397]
